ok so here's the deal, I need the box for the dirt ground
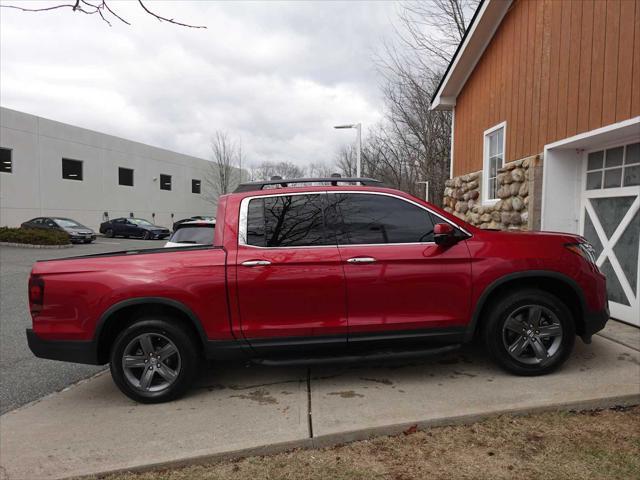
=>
[96,406,640,480]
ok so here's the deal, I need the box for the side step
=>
[251,344,461,367]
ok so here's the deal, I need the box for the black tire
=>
[483,288,575,376]
[109,317,199,403]
[142,231,151,240]
[105,228,115,238]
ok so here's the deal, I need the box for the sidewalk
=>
[1,323,638,480]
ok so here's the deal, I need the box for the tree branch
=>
[1,0,205,29]
[137,0,206,29]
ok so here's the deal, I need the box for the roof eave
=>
[429,0,513,111]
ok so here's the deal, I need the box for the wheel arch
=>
[468,271,588,342]
[94,297,207,364]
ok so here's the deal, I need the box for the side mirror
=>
[434,223,457,246]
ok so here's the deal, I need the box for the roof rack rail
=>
[233,177,383,193]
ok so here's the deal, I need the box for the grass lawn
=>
[96,406,639,480]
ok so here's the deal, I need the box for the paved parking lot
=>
[0,237,164,414]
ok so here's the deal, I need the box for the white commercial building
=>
[0,107,219,231]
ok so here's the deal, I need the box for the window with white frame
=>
[483,123,505,202]
[585,142,639,190]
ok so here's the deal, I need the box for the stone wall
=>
[443,154,542,230]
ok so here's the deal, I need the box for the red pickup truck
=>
[27,178,608,403]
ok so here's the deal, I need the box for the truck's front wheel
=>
[109,318,199,403]
[483,289,575,376]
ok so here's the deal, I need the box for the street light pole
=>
[355,123,362,178]
[334,123,362,177]
[417,180,429,203]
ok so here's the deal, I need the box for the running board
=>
[251,344,461,367]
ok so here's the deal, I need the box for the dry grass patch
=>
[96,406,640,480]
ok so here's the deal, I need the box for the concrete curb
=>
[0,242,73,249]
[74,393,640,480]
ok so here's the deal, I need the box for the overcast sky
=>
[0,0,401,168]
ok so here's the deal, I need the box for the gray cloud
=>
[0,0,400,167]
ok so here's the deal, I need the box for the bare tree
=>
[306,161,335,178]
[395,0,476,69]
[335,145,358,178]
[249,161,305,181]
[363,0,478,206]
[0,0,206,28]
[205,131,242,203]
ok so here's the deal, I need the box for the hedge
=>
[0,227,71,246]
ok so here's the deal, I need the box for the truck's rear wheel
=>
[483,289,575,376]
[109,318,198,403]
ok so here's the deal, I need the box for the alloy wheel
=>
[502,305,563,365]
[121,333,181,393]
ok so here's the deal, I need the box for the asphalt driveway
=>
[0,237,164,414]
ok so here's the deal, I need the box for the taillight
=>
[28,275,45,315]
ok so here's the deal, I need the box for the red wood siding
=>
[452,0,640,177]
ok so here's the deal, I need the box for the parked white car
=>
[164,219,215,248]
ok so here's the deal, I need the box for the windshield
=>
[129,218,154,226]
[54,218,85,228]
[169,225,215,244]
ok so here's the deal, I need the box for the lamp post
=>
[334,123,362,177]
[417,180,430,203]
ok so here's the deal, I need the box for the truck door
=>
[234,192,348,348]
[326,192,472,341]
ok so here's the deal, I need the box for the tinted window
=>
[192,179,201,194]
[170,225,214,244]
[62,158,83,180]
[245,194,330,247]
[329,193,435,244]
[119,167,134,186]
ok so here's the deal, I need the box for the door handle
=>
[241,260,271,267]
[346,257,377,264]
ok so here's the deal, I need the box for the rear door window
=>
[244,194,331,247]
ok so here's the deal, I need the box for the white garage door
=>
[581,142,640,326]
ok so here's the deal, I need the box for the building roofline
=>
[430,0,513,111]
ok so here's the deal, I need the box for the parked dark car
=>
[172,215,215,231]
[99,218,170,240]
[21,217,96,243]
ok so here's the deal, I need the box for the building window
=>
[0,148,12,173]
[483,122,506,203]
[160,174,172,191]
[586,142,640,190]
[62,158,83,181]
[192,179,201,194]
[118,167,134,186]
